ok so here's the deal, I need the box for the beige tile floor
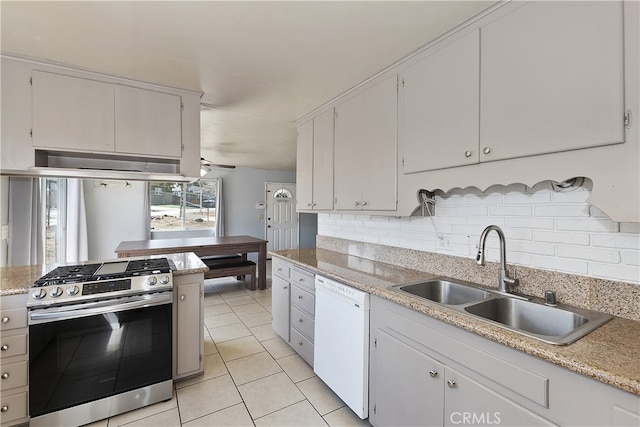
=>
[87,263,371,427]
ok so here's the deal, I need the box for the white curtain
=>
[65,179,88,263]
[215,178,224,237]
[8,177,45,266]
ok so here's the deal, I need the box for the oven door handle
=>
[28,292,173,324]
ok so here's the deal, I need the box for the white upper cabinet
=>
[296,119,314,210]
[32,71,115,152]
[296,109,335,212]
[32,69,184,159]
[479,1,625,161]
[334,74,397,211]
[401,29,480,173]
[115,85,182,158]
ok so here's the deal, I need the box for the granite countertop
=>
[271,248,640,396]
[0,252,208,297]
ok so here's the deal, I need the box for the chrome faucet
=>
[476,225,519,294]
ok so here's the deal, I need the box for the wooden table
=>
[115,235,268,290]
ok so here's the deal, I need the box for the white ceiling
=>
[1,1,494,171]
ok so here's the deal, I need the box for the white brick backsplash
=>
[557,246,621,263]
[504,192,552,204]
[531,255,589,275]
[535,205,591,217]
[623,251,640,266]
[621,223,640,233]
[318,181,640,284]
[557,218,619,232]
[552,189,590,203]
[506,218,555,229]
[589,263,640,283]
[465,194,504,205]
[454,206,489,216]
[592,234,640,250]
[534,230,590,245]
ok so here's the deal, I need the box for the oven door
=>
[28,292,172,418]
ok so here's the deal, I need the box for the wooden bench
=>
[200,255,257,290]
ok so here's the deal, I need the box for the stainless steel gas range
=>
[27,258,175,427]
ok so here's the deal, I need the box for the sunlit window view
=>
[149,179,219,231]
[44,177,64,264]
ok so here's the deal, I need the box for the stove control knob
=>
[67,285,80,296]
[32,288,46,300]
[50,287,63,298]
[159,275,170,285]
[147,276,158,286]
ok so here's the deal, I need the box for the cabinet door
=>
[402,29,480,173]
[175,280,203,378]
[296,119,314,211]
[271,275,290,342]
[444,367,555,427]
[115,85,182,158]
[373,330,444,427]
[480,1,624,161]
[32,71,115,152]
[335,74,397,211]
[312,108,335,210]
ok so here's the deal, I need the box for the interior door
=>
[265,182,298,251]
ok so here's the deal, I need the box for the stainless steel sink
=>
[394,278,612,345]
[396,279,492,305]
[464,297,612,345]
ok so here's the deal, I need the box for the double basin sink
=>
[395,279,612,345]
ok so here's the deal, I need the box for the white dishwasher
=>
[314,275,370,419]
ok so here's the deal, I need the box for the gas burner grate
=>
[126,258,171,275]
[34,263,102,286]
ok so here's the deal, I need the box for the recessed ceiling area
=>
[1,1,495,170]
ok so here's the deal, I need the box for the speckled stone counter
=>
[0,252,208,297]
[271,247,640,396]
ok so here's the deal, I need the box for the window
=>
[44,177,65,264]
[149,178,219,231]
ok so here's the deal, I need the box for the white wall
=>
[83,180,148,260]
[318,182,640,285]
[204,166,296,239]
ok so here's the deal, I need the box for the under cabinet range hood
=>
[1,149,197,182]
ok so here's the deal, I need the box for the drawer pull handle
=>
[180,295,186,301]
[298,319,303,323]
[277,268,282,272]
[0,345,8,351]
[1,405,7,412]
[464,150,472,158]
[447,380,456,388]
[1,373,8,379]
[429,370,438,378]
[283,286,288,290]
[1,317,9,323]
[299,278,304,282]
[482,147,491,155]
[298,341,304,346]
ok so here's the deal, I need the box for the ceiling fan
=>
[200,157,236,176]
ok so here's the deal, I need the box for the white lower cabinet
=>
[271,258,315,365]
[173,273,204,380]
[370,296,640,427]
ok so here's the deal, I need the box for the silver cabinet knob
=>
[299,278,305,282]
[283,286,288,290]
[298,295,303,299]
[362,201,367,206]
[1,317,9,324]
[1,405,8,413]
[355,201,360,206]
[1,373,8,379]
[482,147,491,154]
[464,150,472,158]
[429,370,438,378]
[447,380,456,388]
[0,345,8,351]
[298,341,304,346]
[180,295,186,301]
[298,318,303,323]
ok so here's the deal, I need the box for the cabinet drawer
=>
[0,308,27,331]
[0,391,28,425]
[0,334,27,359]
[0,361,27,391]
[291,306,314,341]
[290,328,314,366]
[272,260,290,280]
[291,284,315,316]
[291,268,314,293]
